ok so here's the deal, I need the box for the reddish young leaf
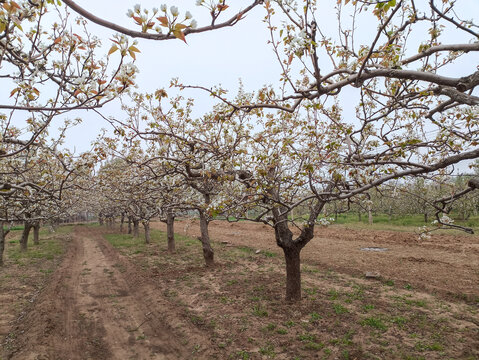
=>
[157,16,169,27]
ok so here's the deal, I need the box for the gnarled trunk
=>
[274,218,303,302]
[167,212,175,253]
[20,221,33,252]
[143,221,150,244]
[133,219,140,238]
[33,222,40,245]
[128,216,132,234]
[198,210,214,267]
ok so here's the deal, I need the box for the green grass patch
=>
[361,316,388,331]
[7,233,65,263]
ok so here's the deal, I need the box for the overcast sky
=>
[45,0,479,168]
[60,1,277,153]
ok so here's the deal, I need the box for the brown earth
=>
[153,220,479,301]
[2,222,478,359]
[3,226,215,360]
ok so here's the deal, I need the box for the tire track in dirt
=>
[5,226,208,360]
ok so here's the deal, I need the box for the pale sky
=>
[17,0,479,165]
[61,0,278,153]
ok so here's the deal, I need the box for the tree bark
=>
[98,213,104,226]
[167,212,175,253]
[143,221,150,244]
[20,222,32,252]
[0,222,8,266]
[133,219,140,238]
[424,212,428,223]
[368,203,373,225]
[283,245,302,302]
[128,216,132,234]
[198,210,214,267]
[33,222,40,245]
[120,213,125,233]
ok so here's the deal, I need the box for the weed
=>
[309,312,322,323]
[285,320,295,328]
[329,289,341,300]
[232,350,250,359]
[333,303,349,315]
[362,304,375,312]
[414,341,444,352]
[361,316,387,331]
[391,316,407,327]
[259,344,276,357]
[298,333,316,342]
[190,315,205,326]
[264,323,276,331]
[252,304,268,317]
[385,279,395,286]
[304,341,325,350]
[263,251,276,258]
[276,328,288,335]
[304,287,317,295]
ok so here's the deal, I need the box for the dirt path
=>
[5,226,208,360]
[153,220,479,300]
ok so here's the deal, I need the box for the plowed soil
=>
[154,220,479,300]
[3,226,214,359]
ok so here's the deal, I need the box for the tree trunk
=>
[167,212,175,253]
[0,222,8,266]
[128,216,132,234]
[283,245,302,302]
[424,212,428,223]
[368,203,373,225]
[133,220,140,238]
[33,222,40,245]
[20,222,32,252]
[99,214,104,226]
[143,221,150,244]
[358,210,362,222]
[120,213,125,233]
[198,210,214,267]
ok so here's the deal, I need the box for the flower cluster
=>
[317,217,335,226]
[431,215,454,226]
[418,225,431,240]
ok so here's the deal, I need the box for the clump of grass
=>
[333,303,349,315]
[252,304,268,317]
[361,316,387,331]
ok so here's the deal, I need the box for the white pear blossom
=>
[170,6,179,17]
[185,11,192,19]
[318,217,335,226]
[190,19,198,29]
[160,4,167,12]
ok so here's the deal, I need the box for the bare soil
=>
[155,220,479,301]
[2,226,215,359]
[2,222,478,359]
